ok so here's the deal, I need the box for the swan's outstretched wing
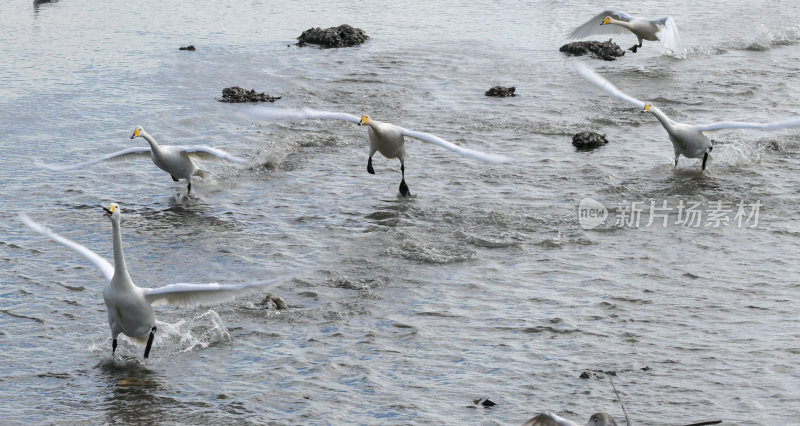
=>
[654,16,681,52]
[244,106,361,124]
[574,62,647,110]
[567,10,634,39]
[696,118,800,133]
[20,214,114,282]
[522,412,581,426]
[142,275,288,307]
[178,146,247,163]
[38,147,152,171]
[396,127,510,163]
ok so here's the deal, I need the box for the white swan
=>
[522,412,619,426]
[244,106,509,196]
[568,10,680,53]
[575,62,800,170]
[21,203,286,359]
[40,126,247,194]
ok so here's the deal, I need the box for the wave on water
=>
[688,25,800,55]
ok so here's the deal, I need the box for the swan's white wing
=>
[396,127,510,163]
[696,118,800,133]
[522,412,582,426]
[178,146,247,163]
[142,275,288,307]
[567,10,635,39]
[20,213,114,282]
[244,106,361,124]
[38,147,152,171]
[654,16,681,52]
[574,62,647,110]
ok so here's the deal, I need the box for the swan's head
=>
[359,115,371,126]
[130,126,145,139]
[103,203,120,220]
[587,412,617,426]
[601,16,612,25]
[641,103,652,114]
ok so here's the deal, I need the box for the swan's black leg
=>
[399,163,410,196]
[171,175,179,182]
[112,339,117,356]
[702,152,709,170]
[143,327,157,359]
[187,182,192,194]
[367,156,375,174]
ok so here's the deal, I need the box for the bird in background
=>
[39,126,248,195]
[574,62,800,171]
[21,203,286,359]
[567,10,681,54]
[244,107,510,196]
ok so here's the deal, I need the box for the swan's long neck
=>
[110,218,131,282]
[648,106,675,132]
[140,131,161,153]
[608,18,633,30]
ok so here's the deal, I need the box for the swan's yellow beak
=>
[131,128,140,139]
[642,104,651,113]
[103,203,116,215]
[359,115,368,126]
[602,17,611,25]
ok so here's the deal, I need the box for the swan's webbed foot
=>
[398,163,410,196]
[367,157,375,174]
[399,179,410,197]
[171,175,179,182]
[143,326,157,359]
[628,45,639,53]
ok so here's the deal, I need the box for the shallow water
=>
[2,0,799,424]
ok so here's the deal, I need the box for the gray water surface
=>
[2,0,799,424]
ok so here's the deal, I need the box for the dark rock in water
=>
[560,39,625,61]
[179,45,196,51]
[579,371,592,379]
[473,397,496,407]
[572,131,608,150]
[257,293,287,310]
[296,24,369,48]
[485,86,516,97]
[218,86,281,103]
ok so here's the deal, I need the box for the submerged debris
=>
[218,86,281,103]
[572,131,608,150]
[296,24,369,48]
[485,86,516,97]
[179,45,196,51]
[559,39,625,61]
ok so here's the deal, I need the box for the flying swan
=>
[21,203,286,359]
[575,62,800,170]
[39,126,247,194]
[244,107,509,196]
[567,10,680,53]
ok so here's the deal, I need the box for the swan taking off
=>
[244,106,509,196]
[522,412,619,426]
[39,126,247,194]
[21,203,286,359]
[574,62,800,170]
[568,10,680,54]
